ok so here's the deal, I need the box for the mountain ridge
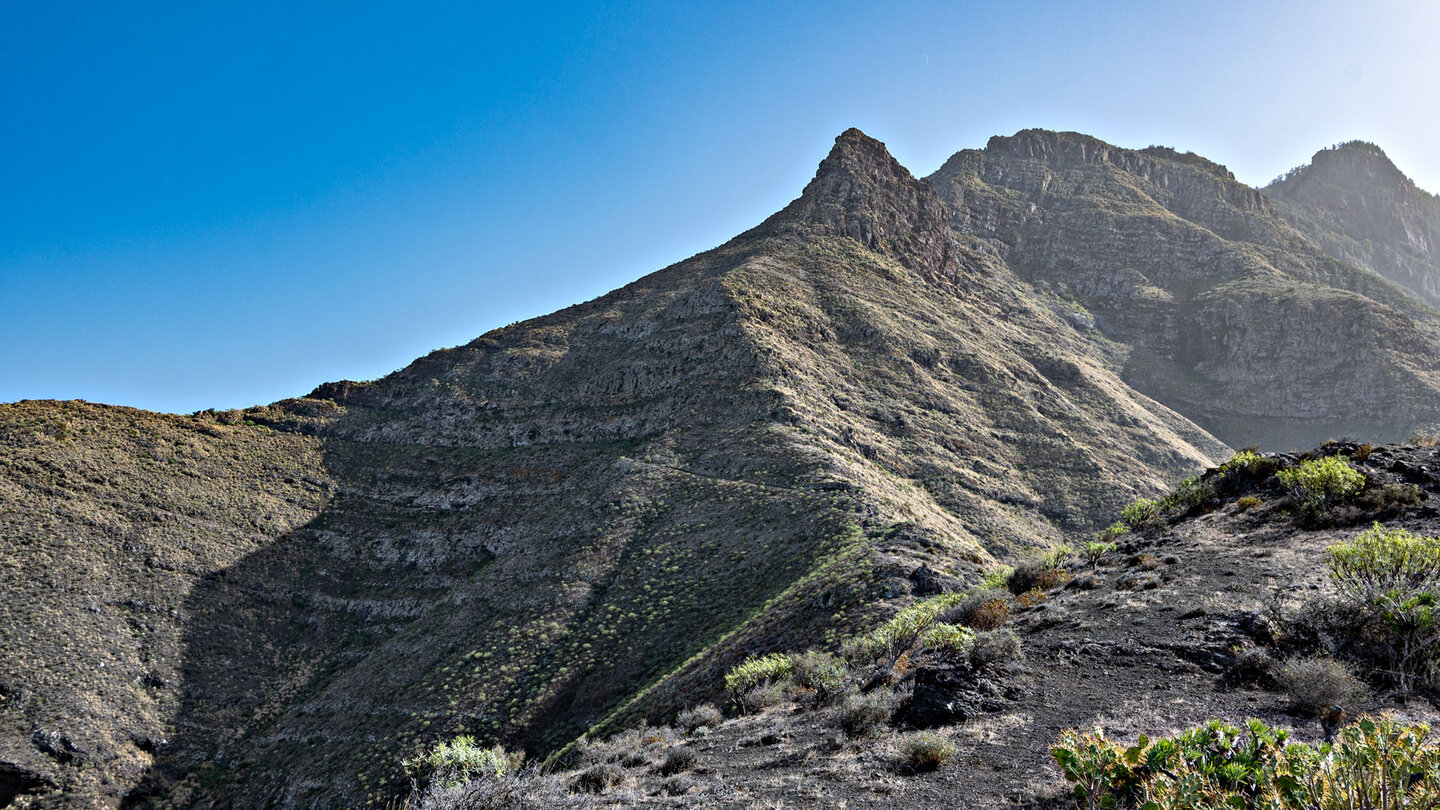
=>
[3,127,1440,808]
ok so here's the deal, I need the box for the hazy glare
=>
[3,0,1438,412]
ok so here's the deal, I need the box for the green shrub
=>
[845,592,968,669]
[789,650,849,703]
[724,653,793,708]
[1095,521,1128,544]
[981,566,1014,590]
[1278,455,1365,516]
[1052,715,1440,810]
[402,736,523,790]
[1159,476,1215,513]
[1236,495,1263,511]
[1082,541,1117,566]
[901,731,956,771]
[1327,523,1440,691]
[1121,497,1163,532]
[921,622,974,656]
[1041,544,1073,568]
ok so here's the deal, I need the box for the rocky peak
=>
[1267,140,1440,309]
[753,128,960,277]
[1271,141,1421,200]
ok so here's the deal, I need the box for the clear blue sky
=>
[4,1,1438,413]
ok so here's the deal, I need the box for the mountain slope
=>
[0,130,1226,808]
[928,130,1440,449]
[1267,141,1440,309]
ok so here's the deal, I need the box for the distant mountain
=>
[1267,141,1440,310]
[3,127,1439,808]
[930,130,1440,449]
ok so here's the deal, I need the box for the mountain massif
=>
[3,127,1439,808]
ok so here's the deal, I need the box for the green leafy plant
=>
[402,735,522,790]
[1052,715,1440,810]
[1327,523,1440,692]
[724,653,793,711]
[1083,541,1117,566]
[1121,497,1163,532]
[922,622,975,656]
[844,592,968,670]
[1278,455,1365,516]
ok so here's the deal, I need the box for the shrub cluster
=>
[1326,523,1440,692]
[1052,716,1440,810]
[843,591,970,669]
[403,736,523,791]
[1279,455,1365,517]
[724,653,793,712]
[900,731,956,771]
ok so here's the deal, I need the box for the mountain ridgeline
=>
[2,128,1439,808]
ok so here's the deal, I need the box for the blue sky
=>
[4,1,1438,413]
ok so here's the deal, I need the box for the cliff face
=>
[929,130,1440,449]
[1267,141,1440,310]
[0,131,1225,808]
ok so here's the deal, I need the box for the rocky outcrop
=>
[1268,141,1440,309]
[753,128,961,279]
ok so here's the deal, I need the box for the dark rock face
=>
[929,129,1440,449]
[897,662,1025,729]
[1267,141,1440,310]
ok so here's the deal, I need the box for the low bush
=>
[675,704,722,733]
[656,747,698,776]
[1052,715,1440,810]
[1007,562,1069,595]
[1121,497,1163,532]
[789,650,849,704]
[410,768,587,810]
[659,775,694,796]
[901,731,956,772]
[1277,657,1365,716]
[1278,455,1365,517]
[1236,495,1263,512]
[1158,476,1215,514]
[921,623,974,656]
[1094,522,1128,544]
[724,653,793,710]
[1227,645,1276,686]
[403,736,523,791]
[969,629,1023,670]
[571,764,625,795]
[844,592,968,669]
[741,682,787,713]
[959,594,1012,630]
[1326,523,1440,692]
[839,693,897,738]
[1082,541,1116,566]
[1356,483,1423,514]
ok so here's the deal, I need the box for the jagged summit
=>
[753,128,960,277]
[1268,139,1440,308]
